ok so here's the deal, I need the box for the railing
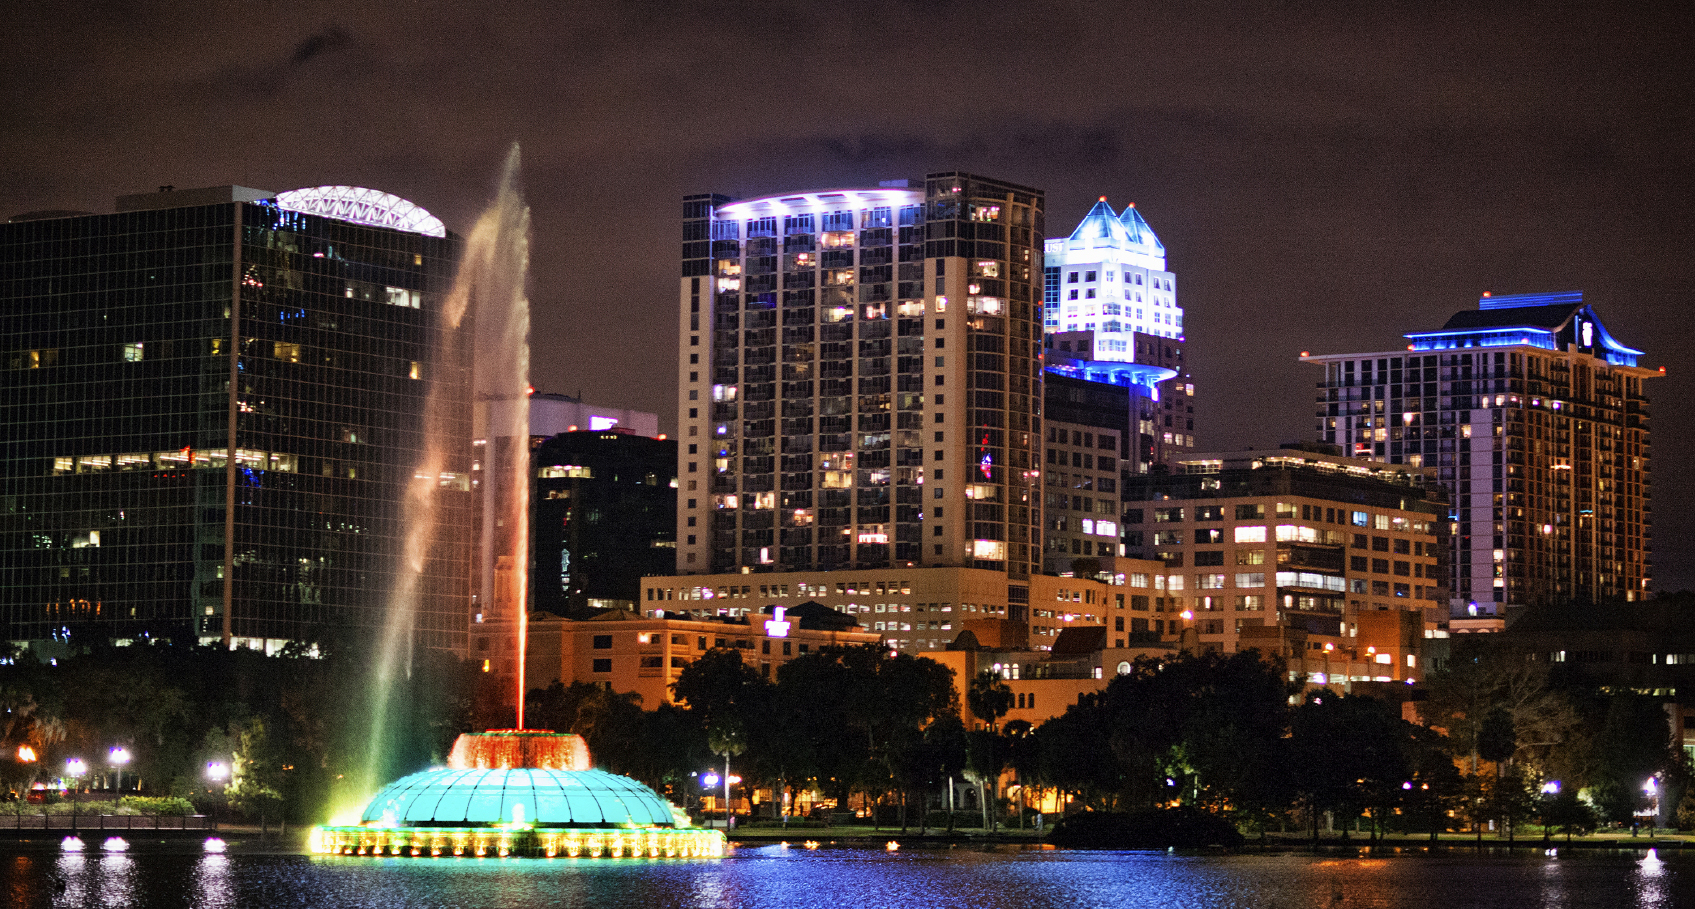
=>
[0,813,216,831]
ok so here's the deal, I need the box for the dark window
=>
[592,634,612,649]
[592,659,612,673]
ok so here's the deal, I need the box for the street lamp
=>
[206,761,230,784]
[65,759,86,826]
[109,747,131,797]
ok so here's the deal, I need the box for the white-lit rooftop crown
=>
[275,186,447,238]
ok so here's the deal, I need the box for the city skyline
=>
[4,4,1690,591]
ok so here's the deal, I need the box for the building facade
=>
[531,429,677,618]
[1121,446,1449,683]
[641,561,1173,655]
[676,174,1046,592]
[1303,292,1656,617]
[526,605,880,707]
[0,185,471,653]
[1037,200,1197,576]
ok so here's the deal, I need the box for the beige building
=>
[525,605,879,707]
[677,175,1045,587]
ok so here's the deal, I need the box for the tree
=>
[966,671,1013,732]
[1537,787,1596,842]
[1289,692,1421,841]
[1102,650,1296,815]
[672,648,769,822]
[1485,764,1539,844]
[1587,694,1677,825]
[1422,637,1580,779]
[226,717,286,835]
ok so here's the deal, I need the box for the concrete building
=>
[1303,291,1657,618]
[676,174,1045,594]
[0,185,470,654]
[926,625,1178,730]
[1038,200,1197,577]
[1121,445,1449,684]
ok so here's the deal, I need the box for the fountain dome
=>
[362,766,683,828]
[313,731,724,858]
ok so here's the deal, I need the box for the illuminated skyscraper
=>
[0,185,471,653]
[1304,291,1656,617]
[676,173,1045,588]
[1039,199,1196,577]
[1042,199,1196,472]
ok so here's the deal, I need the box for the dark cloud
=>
[290,24,351,67]
[3,1,1692,590]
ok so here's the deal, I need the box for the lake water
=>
[3,840,1688,908]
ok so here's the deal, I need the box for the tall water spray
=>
[364,145,531,793]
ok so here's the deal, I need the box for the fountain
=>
[317,147,724,858]
[311,730,725,858]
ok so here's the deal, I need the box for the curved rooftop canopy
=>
[275,186,447,238]
[361,767,682,828]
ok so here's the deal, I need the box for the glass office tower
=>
[677,173,1045,588]
[0,186,470,653]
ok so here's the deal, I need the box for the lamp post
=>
[109,746,131,798]
[66,758,86,827]
[206,761,230,828]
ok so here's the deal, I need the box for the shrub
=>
[119,796,195,816]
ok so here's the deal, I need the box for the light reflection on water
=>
[5,844,1693,909]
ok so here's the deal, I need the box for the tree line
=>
[0,633,1685,839]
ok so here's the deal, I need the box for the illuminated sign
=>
[764,606,791,638]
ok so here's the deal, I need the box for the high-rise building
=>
[1303,291,1656,617]
[0,185,471,654]
[676,173,1045,590]
[1042,199,1196,465]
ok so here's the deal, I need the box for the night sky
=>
[6,3,1692,593]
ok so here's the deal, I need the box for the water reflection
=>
[193,853,236,909]
[7,846,1695,908]
[1635,848,1669,909]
